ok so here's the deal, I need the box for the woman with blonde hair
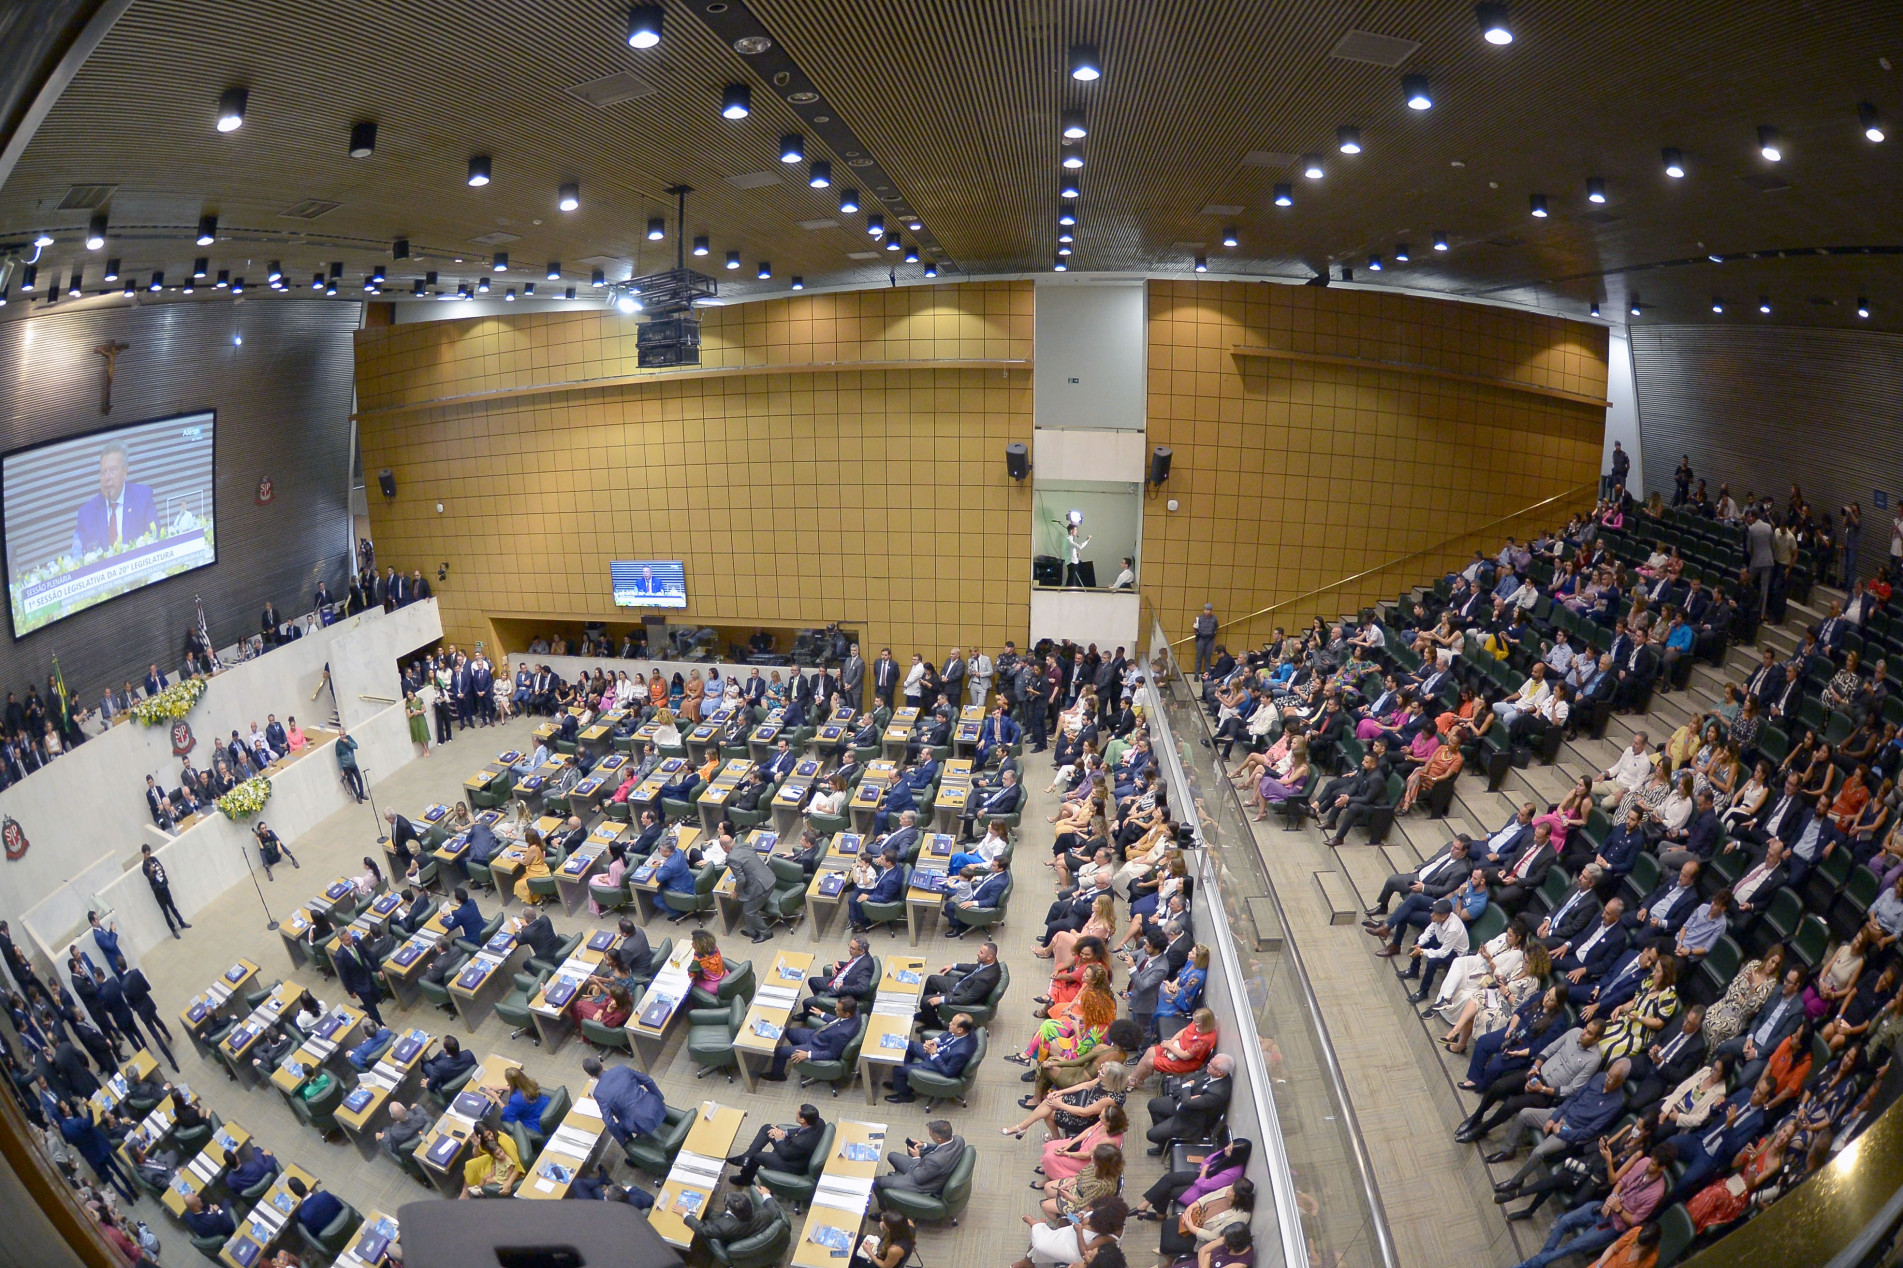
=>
[1041,893,1118,970]
[1249,735,1311,819]
[512,829,551,905]
[1002,1060,1132,1140]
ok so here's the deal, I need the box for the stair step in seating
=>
[1312,868,1360,926]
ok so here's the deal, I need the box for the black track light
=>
[103,258,120,281]
[312,272,325,290]
[1193,256,1207,272]
[267,261,282,282]
[559,183,580,212]
[193,258,209,279]
[393,238,410,259]
[86,211,108,250]
[478,277,490,293]
[809,160,831,188]
[230,277,244,294]
[1662,147,1685,178]
[1475,2,1512,44]
[627,3,663,48]
[839,188,860,214]
[1367,254,1382,271]
[1860,102,1885,143]
[1757,125,1782,162]
[923,262,937,278]
[1068,44,1101,81]
[692,236,710,256]
[779,134,804,164]
[1221,227,1238,248]
[1586,176,1606,204]
[791,276,804,290]
[1061,108,1087,139]
[1058,202,1077,225]
[647,217,665,241]
[1433,232,1449,251]
[196,214,218,245]
[216,269,230,289]
[1059,174,1081,199]
[546,262,561,280]
[467,154,491,186]
[721,83,751,119]
[493,252,509,272]
[68,269,82,298]
[148,271,164,292]
[349,120,377,159]
[1394,243,1410,262]
[330,261,344,279]
[217,87,247,132]
[1403,74,1432,110]
[725,250,740,270]
[1336,125,1362,154]
[1528,193,1548,217]
[757,261,772,279]
[1273,184,1293,207]
[867,213,885,236]
[884,232,901,252]
[591,268,606,287]
[1857,297,1870,318]
[372,265,386,283]
[1629,295,1642,316]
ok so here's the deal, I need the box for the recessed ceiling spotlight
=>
[1336,125,1362,154]
[1221,227,1239,248]
[196,214,218,245]
[1857,297,1870,318]
[1758,295,1771,314]
[216,87,247,132]
[1661,146,1685,178]
[193,258,209,279]
[647,216,665,240]
[493,251,509,271]
[1053,257,1068,271]
[1860,102,1886,143]
[1394,242,1410,261]
[1060,143,1084,169]
[1403,74,1433,110]
[907,219,923,231]
[86,211,107,250]
[725,250,741,270]
[779,133,805,163]
[1757,125,1782,161]
[266,261,282,282]
[1475,2,1513,44]
[1059,174,1081,199]
[757,261,772,279]
[1061,108,1087,139]
[627,3,663,47]
[215,269,230,288]
[692,235,709,256]
[867,213,885,236]
[558,182,580,211]
[1433,232,1449,251]
[1273,184,1293,207]
[839,188,860,214]
[467,154,492,186]
[790,276,804,290]
[546,261,561,279]
[591,268,606,287]
[1068,43,1101,81]
[884,232,901,251]
[721,83,751,119]
[349,120,377,159]
[1302,153,1325,179]
[1528,193,1548,217]
[809,159,832,188]
[1711,297,1723,313]
[1367,254,1382,271]
[103,258,120,281]
[1586,176,1606,203]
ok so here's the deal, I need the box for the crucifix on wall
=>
[93,340,129,414]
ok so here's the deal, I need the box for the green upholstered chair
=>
[937,962,1009,1028]
[508,1084,572,1156]
[876,1145,976,1225]
[689,958,755,1011]
[907,1026,987,1109]
[688,995,746,1079]
[527,931,584,978]
[454,911,507,957]
[418,949,470,1015]
[624,1103,693,1177]
[580,1014,634,1053]
[663,862,722,922]
[858,866,909,935]
[297,1196,363,1260]
[707,1209,792,1268]
[493,970,548,1043]
[758,1122,834,1211]
[797,1025,864,1097]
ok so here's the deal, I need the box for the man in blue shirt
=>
[225,1144,278,1195]
[884,1013,977,1103]
[1494,1059,1630,1190]
[181,1193,236,1241]
[1595,807,1647,878]
[583,1055,665,1146]
[443,888,485,947]
[287,1177,343,1238]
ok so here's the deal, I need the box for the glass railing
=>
[1139,597,1397,1268]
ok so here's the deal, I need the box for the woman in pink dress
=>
[1040,1103,1127,1183]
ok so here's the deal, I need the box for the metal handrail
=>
[1169,481,1599,647]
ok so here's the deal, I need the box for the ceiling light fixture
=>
[505,287,517,301]
[725,250,740,270]
[312,272,324,290]
[1586,176,1606,203]
[1629,295,1641,316]
[17,266,34,292]
[215,269,230,288]
[1590,300,1600,317]
[907,219,922,231]
[884,232,901,252]
[1336,125,1362,154]
[1058,202,1077,225]
[1662,146,1685,178]
[808,159,831,188]
[1059,174,1081,198]
[1061,108,1087,139]
[103,259,119,281]
[1711,297,1723,313]
[267,261,282,282]
[721,83,751,119]
[196,214,218,245]
[1222,227,1239,247]
[457,283,470,299]
[867,213,885,236]
[1060,143,1084,169]
[393,238,410,259]
[1857,297,1870,318]
[477,276,490,293]
[413,279,426,296]
[1367,254,1382,271]
[1068,44,1101,82]
[1395,242,1411,261]
[614,292,638,313]
[1758,295,1771,314]
[522,282,534,295]
[1273,184,1293,207]
[178,281,192,296]
[1057,244,1072,256]
[1053,257,1068,271]
[546,262,561,279]
[68,270,82,298]
[757,261,771,278]
[149,271,164,292]
[1302,153,1325,179]
[1860,102,1885,143]
[467,154,491,186]
[1475,2,1513,44]
[1528,193,1548,217]
[791,276,804,290]
[692,235,709,256]
[839,188,860,214]
[627,3,663,47]
[647,217,665,240]
[558,182,580,211]
[372,265,385,283]
[230,277,244,294]
[1433,232,1449,251]
[564,286,576,300]
[122,282,135,298]
[493,251,509,271]
[216,87,247,132]
[86,211,107,250]
[592,268,606,287]
[904,246,919,263]
[349,120,377,158]
[1757,125,1782,161]
[192,258,209,279]
[1058,230,1074,243]
[779,134,804,163]
[1403,74,1433,110]
[923,262,937,277]
[1193,256,1207,272]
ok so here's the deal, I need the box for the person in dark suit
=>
[917,941,1000,1023]
[117,967,177,1070]
[331,929,385,1026]
[685,1187,782,1250]
[1318,753,1389,846]
[848,850,905,933]
[89,967,145,1059]
[473,656,495,725]
[802,937,874,1017]
[1552,898,1629,984]
[943,857,1010,936]
[70,443,157,555]
[973,703,1021,769]
[872,649,900,708]
[760,738,797,783]
[1535,867,1603,952]
[514,913,563,964]
[420,1035,477,1094]
[442,888,485,947]
[1486,825,1558,914]
[959,770,1023,841]
[51,1038,98,1099]
[1709,967,1808,1087]
[1626,1003,1707,1110]
[840,645,866,712]
[1144,1054,1234,1151]
[144,775,171,827]
[763,996,861,1081]
[885,1013,977,1102]
[876,1119,965,1195]
[727,1103,826,1185]
[1623,860,1704,937]
[1725,840,1790,935]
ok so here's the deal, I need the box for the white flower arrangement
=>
[216,775,273,821]
[129,676,209,726]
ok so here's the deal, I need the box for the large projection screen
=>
[4,412,218,639]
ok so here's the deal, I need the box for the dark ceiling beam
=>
[0,0,130,197]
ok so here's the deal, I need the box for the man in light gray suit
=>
[727,833,776,944]
[841,643,866,712]
[1125,928,1172,1042]
[876,1119,964,1196]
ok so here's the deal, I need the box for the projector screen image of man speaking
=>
[71,442,157,557]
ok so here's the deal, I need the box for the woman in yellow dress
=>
[459,1126,522,1198]
[513,828,552,905]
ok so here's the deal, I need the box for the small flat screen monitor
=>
[611,560,686,609]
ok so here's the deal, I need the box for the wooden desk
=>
[712,831,775,931]
[334,1209,400,1268]
[734,950,815,1090]
[626,755,687,812]
[791,1119,887,1268]
[336,1026,431,1158]
[448,929,522,1030]
[414,1053,517,1196]
[650,1102,747,1248]
[903,838,956,945]
[858,955,928,1104]
[218,1162,315,1268]
[772,773,816,835]
[180,959,260,1044]
[160,1119,250,1217]
[267,1004,366,1102]
[625,826,699,922]
[814,720,851,761]
[805,839,861,943]
[554,840,608,915]
[880,713,917,762]
[747,718,790,763]
[464,765,509,803]
[698,759,758,834]
[418,802,455,850]
[521,1077,606,1200]
[278,907,317,971]
[217,978,299,1085]
[623,938,698,1072]
[305,876,359,927]
[381,909,452,1010]
[527,945,607,1053]
[952,705,985,755]
[567,771,609,818]
[89,1050,158,1121]
[849,762,900,833]
[489,841,533,906]
[114,1092,178,1171]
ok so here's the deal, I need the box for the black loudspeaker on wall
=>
[1148,446,1172,486]
[378,468,397,499]
[1005,442,1029,481]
